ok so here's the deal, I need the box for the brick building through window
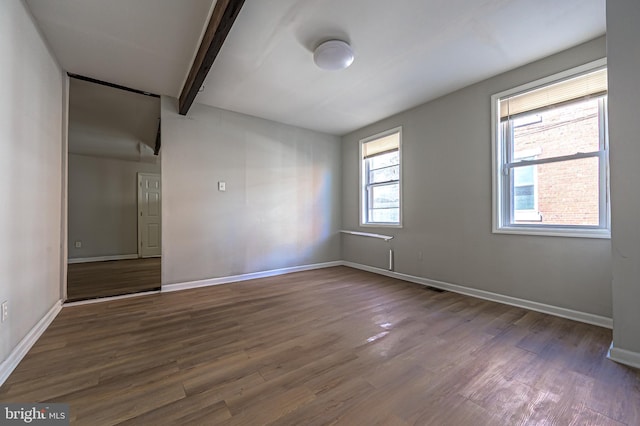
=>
[511,97,604,226]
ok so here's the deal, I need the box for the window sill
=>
[493,226,610,239]
[340,230,394,241]
[514,210,542,222]
[360,223,403,229]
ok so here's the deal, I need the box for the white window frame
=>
[491,59,610,239]
[359,127,403,228]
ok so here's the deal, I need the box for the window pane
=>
[511,157,600,226]
[368,151,399,169]
[370,183,399,209]
[369,165,399,184]
[512,97,601,161]
[514,185,534,210]
[371,208,399,223]
[514,165,534,186]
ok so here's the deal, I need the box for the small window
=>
[492,60,610,238]
[360,127,402,227]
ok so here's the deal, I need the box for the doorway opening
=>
[66,76,161,302]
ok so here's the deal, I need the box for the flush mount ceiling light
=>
[313,40,355,71]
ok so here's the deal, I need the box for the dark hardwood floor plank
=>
[0,266,638,425]
[271,377,376,426]
[117,397,231,426]
[67,258,160,301]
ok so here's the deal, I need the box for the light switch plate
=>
[218,181,226,192]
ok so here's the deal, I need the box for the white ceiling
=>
[27,0,605,136]
[25,0,215,97]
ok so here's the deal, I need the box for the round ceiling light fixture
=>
[313,40,354,71]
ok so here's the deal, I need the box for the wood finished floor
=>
[1,266,639,425]
[66,258,161,302]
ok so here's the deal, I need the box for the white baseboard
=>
[608,342,640,369]
[64,290,161,307]
[163,260,612,329]
[0,300,63,387]
[343,262,613,329]
[68,254,139,264]
[162,261,343,293]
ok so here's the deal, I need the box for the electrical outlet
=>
[74,241,82,248]
[2,301,7,323]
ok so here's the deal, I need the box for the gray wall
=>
[608,1,640,355]
[160,98,341,285]
[342,37,612,317]
[0,1,63,362]
[68,154,160,259]
[68,77,160,162]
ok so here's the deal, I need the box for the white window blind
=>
[500,68,607,119]
[362,132,400,158]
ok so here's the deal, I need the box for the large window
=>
[360,127,402,226]
[492,60,610,238]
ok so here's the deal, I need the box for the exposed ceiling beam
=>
[178,0,246,115]
[68,73,159,98]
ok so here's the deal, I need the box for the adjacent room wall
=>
[161,99,341,285]
[67,154,160,260]
[0,1,63,362]
[607,0,640,359]
[342,37,612,318]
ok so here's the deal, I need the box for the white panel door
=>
[138,173,161,257]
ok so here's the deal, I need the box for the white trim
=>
[64,290,161,307]
[342,261,612,329]
[67,254,139,264]
[360,223,403,229]
[162,261,343,293]
[61,74,69,301]
[493,226,611,239]
[513,210,542,222]
[607,342,640,369]
[491,86,501,234]
[137,173,142,258]
[340,230,394,241]
[0,300,63,387]
[165,260,612,328]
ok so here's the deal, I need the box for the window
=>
[360,127,402,226]
[492,60,610,238]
